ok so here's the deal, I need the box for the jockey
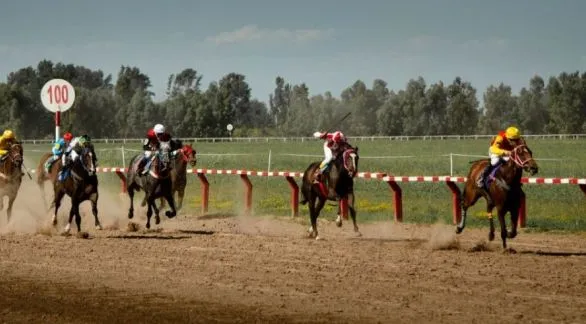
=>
[45,132,73,173]
[0,129,17,160]
[59,135,91,181]
[312,130,348,182]
[137,123,172,175]
[477,126,523,188]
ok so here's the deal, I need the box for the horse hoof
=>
[128,212,134,219]
[455,226,463,234]
[95,224,103,230]
[315,236,321,241]
[155,217,161,225]
[165,211,176,218]
[146,223,151,229]
[507,231,517,239]
[488,232,495,241]
[336,221,342,227]
[52,219,58,226]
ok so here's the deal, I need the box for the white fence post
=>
[450,153,453,177]
[121,146,126,167]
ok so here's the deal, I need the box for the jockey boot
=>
[477,164,492,189]
[45,156,55,173]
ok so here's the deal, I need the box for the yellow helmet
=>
[2,130,14,139]
[505,126,520,140]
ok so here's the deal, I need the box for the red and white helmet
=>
[63,132,73,141]
[332,131,345,143]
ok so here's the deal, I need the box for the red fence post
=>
[580,184,586,197]
[115,171,127,194]
[518,190,527,228]
[445,181,461,225]
[386,180,403,222]
[285,176,299,217]
[240,174,252,215]
[197,173,209,214]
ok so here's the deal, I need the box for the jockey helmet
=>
[332,131,345,143]
[2,130,14,139]
[154,124,165,135]
[505,126,520,140]
[63,132,73,141]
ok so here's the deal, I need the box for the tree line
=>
[1,59,585,140]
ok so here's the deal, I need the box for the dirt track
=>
[1,200,585,324]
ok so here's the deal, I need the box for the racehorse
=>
[50,143,101,234]
[456,140,538,249]
[37,152,62,209]
[300,144,360,240]
[156,143,197,211]
[127,141,177,229]
[0,143,24,222]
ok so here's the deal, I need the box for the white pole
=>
[267,149,272,173]
[121,146,126,167]
[450,153,453,176]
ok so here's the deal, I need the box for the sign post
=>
[40,79,75,141]
[226,124,234,138]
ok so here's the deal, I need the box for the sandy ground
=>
[0,176,585,324]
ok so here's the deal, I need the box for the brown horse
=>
[156,143,197,211]
[50,143,101,234]
[456,140,538,249]
[127,140,177,229]
[0,143,24,222]
[300,144,360,240]
[36,152,61,209]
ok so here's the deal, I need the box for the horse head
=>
[79,143,97,177]
[341,145,359,178]
[179,144,197,167]
[8,142,23,169]
[157,141,173,175]
[510,140,538,176]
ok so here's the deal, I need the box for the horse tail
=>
[36,152,52,186]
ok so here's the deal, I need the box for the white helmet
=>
[154,124,165,134]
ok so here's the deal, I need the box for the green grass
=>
[23,138,586,231]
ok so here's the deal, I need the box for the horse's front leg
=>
[497,207,508,249]
[146,200,153,229]
[346,192,360,236]
[152,199,161,225]
[90,192,102,230]
[164,192,177,218]
[176,187,185,211]
[65,199,79,234]
[52,190,66,226]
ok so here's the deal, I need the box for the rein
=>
[510,144,533,168]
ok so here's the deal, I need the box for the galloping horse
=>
[0,143,24,222]
[51,143,101,234]
[127,141,177,229]
[456,139,538,249]
[156,142,197,211]
[301,144,360,240]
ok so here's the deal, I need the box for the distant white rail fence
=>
[18,133,586,144]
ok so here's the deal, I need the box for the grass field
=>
[24,138,586,231]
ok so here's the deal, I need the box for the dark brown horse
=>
[50,143,101,234]
[300,144,360,240]
[456,140,538,249]
[127,141,177,229]
[156,143,197,211]
[0,143,24,222]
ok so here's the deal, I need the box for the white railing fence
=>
[19,133,586,145]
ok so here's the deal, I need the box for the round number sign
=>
[40,79,76,113]
[226,124,234,131]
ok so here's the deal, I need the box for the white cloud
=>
[205,25,334,45]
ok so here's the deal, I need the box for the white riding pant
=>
[62,150,79,165]
[489,149,510,166]
[321,143,333,167]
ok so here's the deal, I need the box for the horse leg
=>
[164,192,177,218]
[312,198,326,240]
[497,207,508,249]
[146,200,153,229]
[127,184,136,219]
[90,192,102,230]
[508,201,520,240]
[307,195,318,238]
[65,199,79,234]
[7,193,16,223]
[176,187,185,211]
[152,199,161,225]
[456,185,482,234]
[347,192,361,236]
[52,190,66,226]
[335,203,343,227]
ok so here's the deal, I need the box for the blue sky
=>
[1,0,585,104]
